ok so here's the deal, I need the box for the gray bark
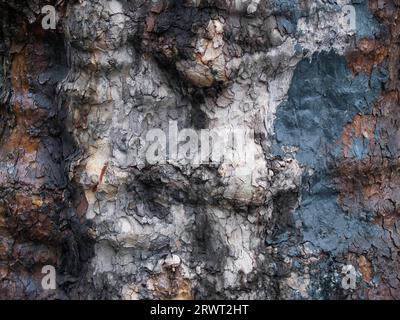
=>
[1,0,400,299]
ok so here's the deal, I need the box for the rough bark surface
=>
[1,0,400,299]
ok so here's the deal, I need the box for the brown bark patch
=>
[346,39,388,76]
[358,255,373,283]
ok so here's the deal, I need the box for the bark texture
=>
[1,0,400,299]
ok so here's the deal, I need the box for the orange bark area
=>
[358,255,373,283]
[341,114,376,158]
[335,0,400,300]
[0,23,63,299]
[346,39,388,76]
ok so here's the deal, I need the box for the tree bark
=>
[1,0,400,300]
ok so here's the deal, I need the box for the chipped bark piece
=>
[359,256,373,283]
